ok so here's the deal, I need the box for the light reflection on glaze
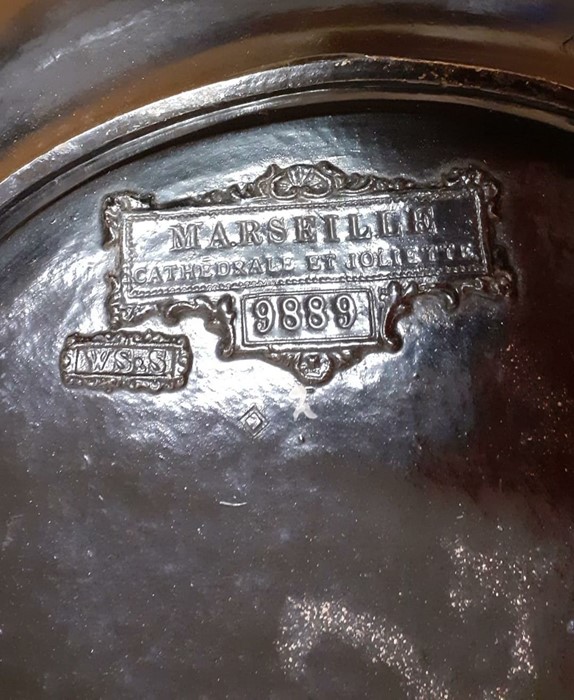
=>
[277,595,451,700]
[278,537,556,699]
[447,536,552,699]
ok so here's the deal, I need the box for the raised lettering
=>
[170,223,201,251]
[322,214,340,242]
[239,220,263,246]
[412,205,438,235]
[348,214,373,240]
[294,216,317,243]
[208,222,233,249]
[85,349,112,372]
[267,217,288,244]
[306,254,322,271]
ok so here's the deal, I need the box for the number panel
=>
[242,290,376,346]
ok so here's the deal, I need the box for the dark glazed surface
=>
[1,98,574,697]
[0,0,573,184]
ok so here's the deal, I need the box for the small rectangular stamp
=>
[60,329,192,393]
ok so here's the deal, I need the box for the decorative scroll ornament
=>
[94,162,514,386]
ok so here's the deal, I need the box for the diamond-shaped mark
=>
[240,405,269,437]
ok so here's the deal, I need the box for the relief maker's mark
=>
[60,329,192,393]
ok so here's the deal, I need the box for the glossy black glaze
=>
[0,91,573,697]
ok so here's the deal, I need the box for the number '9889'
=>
[251,293,358,335]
